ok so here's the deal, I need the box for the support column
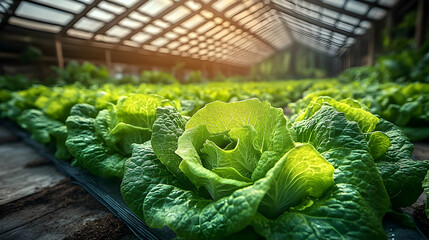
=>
[368,27,375,66]
[105,49,112,72]
[346,50,351,69]
[415,0,428,48]
[289,46,296,77]
[55,39,64,69]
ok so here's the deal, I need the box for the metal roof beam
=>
[59,0,103,35]
[353,0,389,10]
[119,0,188,45]
[200,2,277,51]
[91,0,148,39]
[272,2,357,38]
[303,0,373,22]
[0,0,22,29]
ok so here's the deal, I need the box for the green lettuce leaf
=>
[66,94,177,179]
[65,104,125,178]
[150,106,194,188]
[143,143,290,240]
[374,119,429,208]
[17,109,71,160]
[252,105,390,239]
[177,99,294,200]
[120,142,187,219]
[296,96,379,132]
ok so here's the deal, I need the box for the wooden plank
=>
[0,142,65,205]
[0,201,106,239]
[0,181,109,237]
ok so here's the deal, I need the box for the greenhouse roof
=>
[0,0,399,66]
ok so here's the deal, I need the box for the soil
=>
[24,158,51,168]
[64,214,133,240]
[411,205,429,238]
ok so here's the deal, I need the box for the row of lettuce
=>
[1,79,429,239]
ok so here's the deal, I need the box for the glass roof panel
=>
[185,1,201,11]
[205,25,222,37]
[0,1,12,14]
[15,2,74,26]
[165,32,179,39]
[143,24,163,34]
[131,32,152,43]
[173,26,188,34]
[378,0,399,7]
[354,27,365,35]
[163,6,190,23]
[109,0,140,8]
[67,28,94,39]
[360,20,372,28]
[74,17,104,32]
[344,0,369,15]
[212,0,235,12]
[166,41,180,49]
[336,22,355,32]
[129,12,150,22]
[178,45,190,51]
[322,8,340,18]
[9,16,61,32]
[32,0,85,14]
[151,37,169,47]
[225,3,245,18]
[339,14,360,25]
[123,40,140,47]
[106,25,131,38]
[119,18,143,29]
[213,28,229,40]
[139,0,173,17]
[200,10,214,19]
[143,45,158,51]
[153,19,170,28]
[158,47,169,53]
[179,36,189,43]
[94,34,120,43]
[367,7,387,20]
[87,8,115,22]
[188,32,198,38]
[321,15,336,25]
[3,0,398,65]
[77,0,94,4]
[98,1,126,14]
[182,14,205,29]
[322,0,345,8]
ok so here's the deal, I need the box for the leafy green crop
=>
[65,94,177,178]
[17,109,71,160]
[1,72,428,239]
[120,97,427,239]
